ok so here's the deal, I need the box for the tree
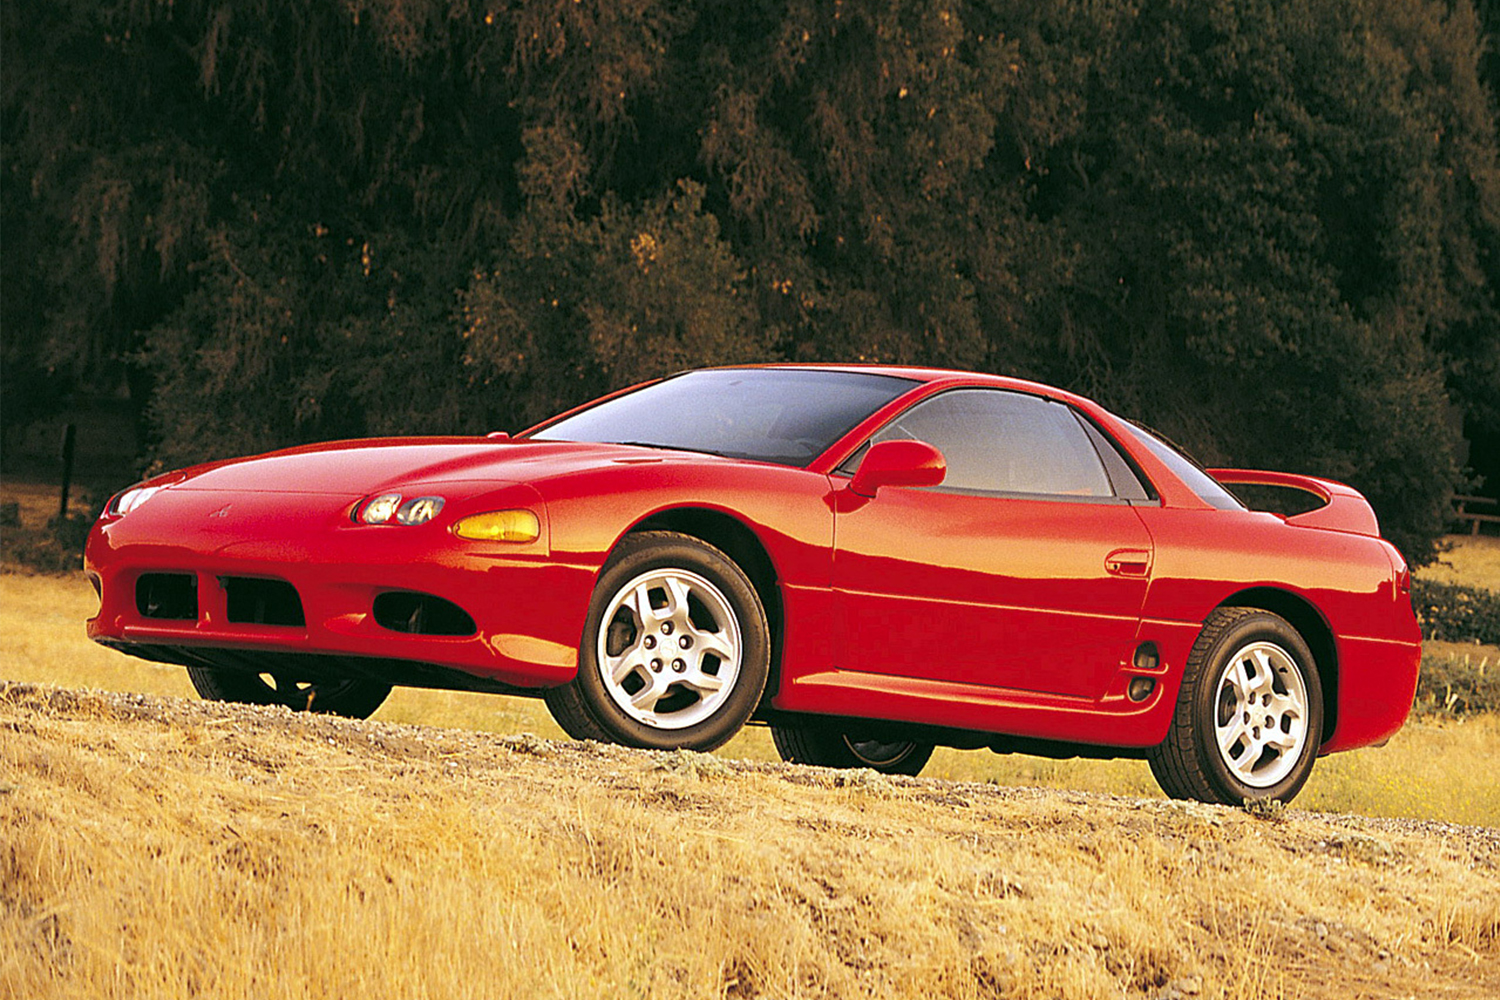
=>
[4,0,1497,562]
[986,0,1500,558]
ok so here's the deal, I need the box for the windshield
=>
[1120,423,1246,510]
[530,369,917,467]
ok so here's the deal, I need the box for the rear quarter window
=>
[1121,423,1245,510]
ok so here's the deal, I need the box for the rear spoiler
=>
[1207,469,1382,538]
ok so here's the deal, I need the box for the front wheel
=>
[185,666,391,719]
[771,721,935,777]
[544,531,770,752]
[1148,608,1323,805]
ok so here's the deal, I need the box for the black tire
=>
[544,531,770,752]
[185,666,391,719]
[771,721,935,777]
[1147,608,1323,805]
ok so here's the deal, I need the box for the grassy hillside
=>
[3,684,1497,1000]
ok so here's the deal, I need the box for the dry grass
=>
[3,684,1497,1000]
[1419,534,1500,592]
[1295,713,1500,826]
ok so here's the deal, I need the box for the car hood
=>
[165,437,721,496]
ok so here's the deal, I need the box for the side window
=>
[850,389,1116,499]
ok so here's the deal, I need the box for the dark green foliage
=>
[999,0,1498,561]
[5,0,1498,561]
[461,181,771,425]
[1411,578,1500,646]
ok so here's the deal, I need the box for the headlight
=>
[396,496,445,525]
[452,509,540,543]
[357,493,404,524]
[108,485,162,516]
[355,494,445,525]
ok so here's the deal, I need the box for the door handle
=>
[1105,549,1151,577]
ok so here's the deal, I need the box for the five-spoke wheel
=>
[1149,608,1322,805]
[1210,640,1310,789]
[545,531,770,751]
[595,567,744,731]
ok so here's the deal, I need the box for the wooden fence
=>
[1453,494,1500,536]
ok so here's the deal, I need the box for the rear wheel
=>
[544,531,770,751]
[186,666,391,719]
[771,721,935,777]
[1148,608,1322,805]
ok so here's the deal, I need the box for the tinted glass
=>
[1120,423,1246,510]
[531,369,916,467]
[858,389,1114,498]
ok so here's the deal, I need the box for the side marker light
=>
[452,509,540,543]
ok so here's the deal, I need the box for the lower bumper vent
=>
[373,591,477,636]
[222,577,306,627]
[136,573,198,620]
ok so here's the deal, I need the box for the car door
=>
[831,388,1155,700]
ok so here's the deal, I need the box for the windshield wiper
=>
[608,440,730,458]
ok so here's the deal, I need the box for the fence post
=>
[59,423,76,519]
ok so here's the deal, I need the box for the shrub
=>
[1410,579,1500,647]
[1414,650,1500,717]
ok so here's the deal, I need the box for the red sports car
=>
[86,365,1421,804]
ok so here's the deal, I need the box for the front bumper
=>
[84,486,594,690]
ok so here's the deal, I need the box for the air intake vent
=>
[373,591,477,636]
[136,573,198,620]
[222,577,306,627]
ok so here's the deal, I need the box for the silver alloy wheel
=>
[1212,641,1310,788]
[595,568,742,730]
[842,736,922,769]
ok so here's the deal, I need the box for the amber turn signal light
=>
[451,509,540,543]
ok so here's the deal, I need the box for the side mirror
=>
[486,431,512,441]
[848,439,946,498]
